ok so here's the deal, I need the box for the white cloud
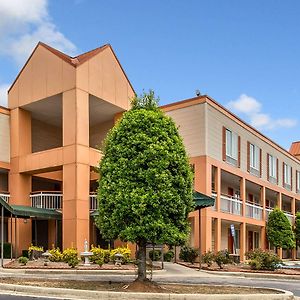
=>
[0,0,76,65]
[227,94,297,130]
[0,84,9,107]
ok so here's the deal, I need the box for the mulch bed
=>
[0,277,281,294]
[178,261,300,276]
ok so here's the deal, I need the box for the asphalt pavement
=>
[0,262,299,298]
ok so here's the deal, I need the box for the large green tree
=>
[295,212,300,248]
[266,207,295,251]
[96,91,194,281]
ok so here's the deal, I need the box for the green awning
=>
[193,191,215,209]
[0,197,62,220]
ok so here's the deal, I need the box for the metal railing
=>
[90,193,97,210]
[211,192,217,210]
[0,192,10,203]
[220,194,242,215]
[30,191,62,209]
[245,202,263,220]
[284,211,294,224]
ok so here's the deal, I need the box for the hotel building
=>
[0,42,299,260]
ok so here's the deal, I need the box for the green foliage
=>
[22,250,28,258]
[62,248,78,264]
[110,246,131,264]
[95,257,104,267]
[202,251,215,267]
[179,246,198,264]
[67,257,79,268]
[163,250,174,262]
[18,256,28,265]
[28,245,43,256]
[96,90,194,247]
[149,249,162,261]
[266,207,295,250]
[295,212,300,247]
[214,250,232,269]
[245,249,281,270]
[49,247,63,262]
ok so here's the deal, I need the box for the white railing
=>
[284,212,294,224]
[265,207,273,221]
[31,191,62,209]
[90,193,97,210]
[246,202,263,220]
[211,192,217,210]
[0,192,10,203]
[220,194,242,215]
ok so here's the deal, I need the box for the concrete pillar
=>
[240,222,246,262]
[240,178,246,217]
[261,186,266,221]
[216,167,221,211]
[277,192,282,209]
[292,197,296,260]
[9,108,32,255]
[62,89,90,252]
[214,218,221,252]
[260,226,266,250]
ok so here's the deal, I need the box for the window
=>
[225,129,238,163]
[297,170,300,193]
[268,154,277,182]
[283,163,292,189]
[249,144,260,170]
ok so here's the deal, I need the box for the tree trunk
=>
[137,240,147,281]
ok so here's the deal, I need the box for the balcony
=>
[245,202,263,220]
[31,192,62,209]
[30,191,98,210]
[265,207,294,224]
[220,194,242,216]
[0,192,10,203]
[211,192,217,210]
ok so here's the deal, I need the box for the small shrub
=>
[163,250,174,262]
[214,250,231,269]
[67,257,79,268]
[18,256,29,265]
[49,247,63,262]
[96,257,104,267]
[179,246,199,264]
[149,249,162,261]
[245,249,281,270]
[28,245,43,260]
[202,251,215,267]
[62,248,78,264]
[110,246,131,264]
[90,246,110,264]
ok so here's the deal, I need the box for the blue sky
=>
[0,0,299,149]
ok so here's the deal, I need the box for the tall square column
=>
[62,89,90,252]
[9,108,32,255]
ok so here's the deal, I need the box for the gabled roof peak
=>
[38,41,110,67]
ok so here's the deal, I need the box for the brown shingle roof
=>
[289,141,300,157]
[39,42,109,67]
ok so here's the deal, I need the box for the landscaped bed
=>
[179,261,300,276]
[0,277,282,294]
[4,259,137,270]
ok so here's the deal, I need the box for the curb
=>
[0,283,293,300]
[201,269,300,281]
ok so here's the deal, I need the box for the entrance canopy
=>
[0,197,62,220]
[193,191,215,209]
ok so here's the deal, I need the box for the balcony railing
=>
[31,192,98,210]
[31,191,62,209]
[0,192,10,203]
[284,211,294,224]
[220,194,242,215]
[90,193,97,210]
[265,207,273,221]
[245,202,263,220]
[211,192,217,210]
